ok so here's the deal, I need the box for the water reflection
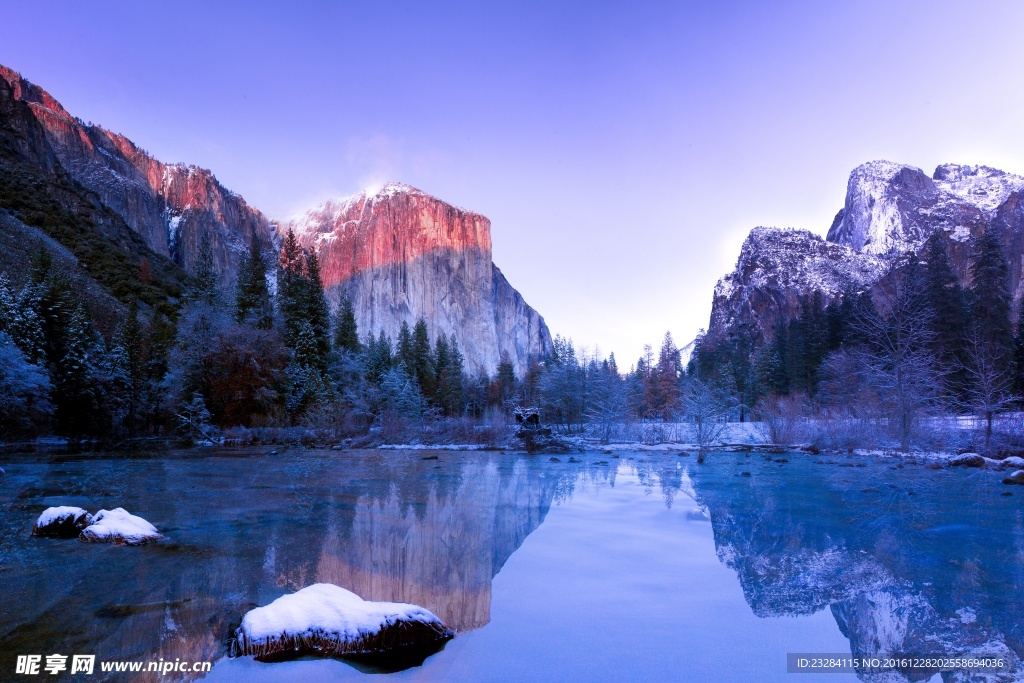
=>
[689,455,1024,681]
[0,450,579,680]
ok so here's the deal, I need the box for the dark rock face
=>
[285,184,552,375]
[707,160,1024,341]
[0,65,277,282]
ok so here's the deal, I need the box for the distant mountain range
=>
[0,65,550,373]
[708,161,1024,341]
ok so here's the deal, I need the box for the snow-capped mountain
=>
[282,184,552,375]
[0,65,276,281]
[707,160,1024,341]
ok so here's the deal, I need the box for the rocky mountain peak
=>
[708,159,1024,343]
[709,227,883,339]
[283,184,549,375]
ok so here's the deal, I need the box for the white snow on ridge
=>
[934,163,1024,214]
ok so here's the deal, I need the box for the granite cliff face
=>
[284,183,552,375]
[707,161,1024,341]
[0,65,276,281]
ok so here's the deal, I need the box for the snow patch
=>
[955,607,977,624]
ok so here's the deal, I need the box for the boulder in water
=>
[32,506,93,538]
[79,508,163,545]
[949,453,985,468]
[1002,470,1024,486]
[233,584,453,664]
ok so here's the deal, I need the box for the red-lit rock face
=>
[0,65,275,280]
[285,185,551,375]
[288,183,491,287]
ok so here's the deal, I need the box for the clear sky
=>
[4,1,1024,367]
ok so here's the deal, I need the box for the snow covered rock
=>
[998,456,1024,469]
[233,583,454,663]
[31,506,93,538]
[78,508,163,545]
[1002,470,1024,485]
[949,453,986,468]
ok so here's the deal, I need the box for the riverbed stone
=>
[949,453,985,468]
[1002,470,1024,485]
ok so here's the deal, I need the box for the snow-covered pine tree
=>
[412,318,435,397]
[334,295,361,352]
[304,249,331,369]
[235,228,273,329]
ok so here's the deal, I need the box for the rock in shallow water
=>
[233,584,454,664]
[32,506,93,538]
[949,453,985,468]
[1002,470,1024,486]
[79,508,163,545]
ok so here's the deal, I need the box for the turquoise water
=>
[1,448,1020,681]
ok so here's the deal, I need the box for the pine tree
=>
[653,331,682,420]
[396,321,414,373]
[278,228,307,348]
[115,299,145,432]
[53,304,99,436]
[366,331,394,383]
[192,233,218,304]
[412,318,435,397]
[434,333,465,415]
[447,335,466,415]
[922,234,967,398]
[969,229,1014,363]
[334,295,361,352]
[496,356,516,404]
[304,249,331,368]
[235,229,273,328]
[0,276,45,364]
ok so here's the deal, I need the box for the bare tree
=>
[681,378,732,462]
[959,329,1018,453]
[849,267,943,451]
[753,393,807,446]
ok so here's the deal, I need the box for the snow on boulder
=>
[79,508,163,545]
[1003,470,1024,486]
[233,583,454,663]
[32,506,93,538]
[949,453,985,468]
[999,456,1024,469]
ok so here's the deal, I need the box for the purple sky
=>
[4,1,1024,366]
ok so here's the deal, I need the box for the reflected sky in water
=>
[1,449,1020,682]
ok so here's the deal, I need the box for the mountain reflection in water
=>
[0,449,590,680]
[689,453,1024,681]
